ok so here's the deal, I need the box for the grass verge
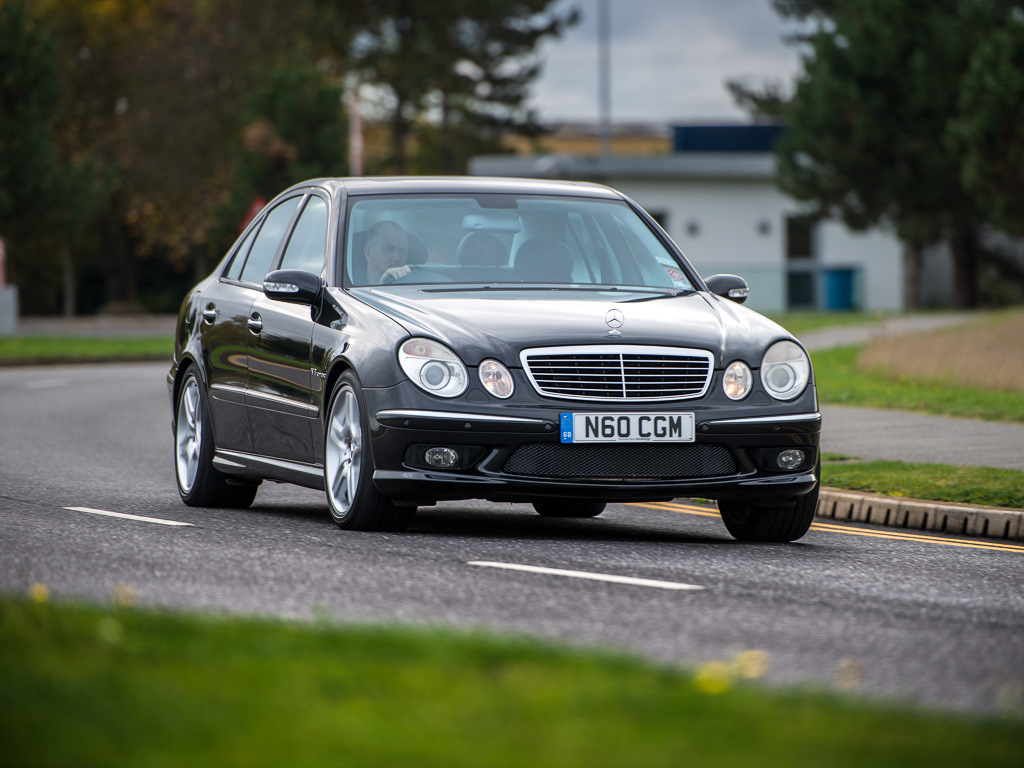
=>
[822,457,1024,508]
[767,310,893,337]
[1,596,1021,768]
[0,335,173,365]
[812,346,1024,422]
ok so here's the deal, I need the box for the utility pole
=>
[598,0,612,158]
[348,77,364,177]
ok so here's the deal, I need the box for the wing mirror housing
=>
[705,274,750,304]
[263,269,323,305]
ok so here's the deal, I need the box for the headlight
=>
[760,340,811,400]
[478,359,515,399]
[722,361,752,400]
[398,338,468,398]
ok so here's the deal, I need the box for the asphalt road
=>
[2,362,1023,715]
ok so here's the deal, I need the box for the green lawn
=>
[822,457,1024,509]
[812,345,1024,422]
[1,596,1021,768]
[0,335,173,365]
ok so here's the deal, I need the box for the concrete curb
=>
[817,487,1023,542]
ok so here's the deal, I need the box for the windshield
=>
[344,194,695,291]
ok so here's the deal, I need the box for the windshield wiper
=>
[420,284,685,296]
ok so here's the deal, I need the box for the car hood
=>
[348,286,795,367]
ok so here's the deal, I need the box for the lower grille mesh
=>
[503,443,736,479]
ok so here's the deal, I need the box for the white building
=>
[470,125,906,314]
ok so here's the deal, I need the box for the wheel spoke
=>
[184,384,198,429]
[332,458,348,500]
[326,387,363,517]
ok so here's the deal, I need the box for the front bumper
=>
[366,399,821,506]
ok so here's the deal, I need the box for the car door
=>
[198,221,262,453]
[246,193,329,463]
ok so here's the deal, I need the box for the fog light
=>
[424,447,459,468]
[777,449,806,470]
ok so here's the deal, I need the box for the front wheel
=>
[718,481,819,543]
[324,373,414,531]
[533,500,606,518]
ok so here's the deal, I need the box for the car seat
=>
[513,237,573,283]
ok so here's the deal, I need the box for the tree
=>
[0,2,59,233]
[0,2,110,315]
[731,0,994,308]
[352,0,577,174]
[20,0,347,309]
[951,3,1024,238]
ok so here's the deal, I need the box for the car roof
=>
[285,176,626,200]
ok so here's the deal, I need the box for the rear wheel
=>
[324,373,414,531]
[174,367,258,508]
[533,500,606,518]
[718,477,819,543]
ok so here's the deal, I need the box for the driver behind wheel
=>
[364,220,411,284]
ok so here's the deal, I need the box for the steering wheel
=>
[379,265,416,285]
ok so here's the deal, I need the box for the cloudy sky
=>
[527,0,808,124]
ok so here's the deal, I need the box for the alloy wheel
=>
[175,376,202,493]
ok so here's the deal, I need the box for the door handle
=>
[202,304,218,323]
[247,313,263,334]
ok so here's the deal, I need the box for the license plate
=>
[560,412,695,444]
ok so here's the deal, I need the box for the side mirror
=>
[263,269,322,305]
[705,274,750,304]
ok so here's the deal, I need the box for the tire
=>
[174,367,258,508]
[533,499,607,518]
[324,373,415,531]
[718,467,820,543]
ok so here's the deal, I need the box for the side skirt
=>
[213,449,325,492]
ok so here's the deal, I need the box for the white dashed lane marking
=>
[63,506,194,527]
[468,561,704,591]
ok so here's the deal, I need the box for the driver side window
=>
[239,196,302,285]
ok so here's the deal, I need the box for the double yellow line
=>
[632,501,1024,554]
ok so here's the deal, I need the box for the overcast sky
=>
[527,0,807,124]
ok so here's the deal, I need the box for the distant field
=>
[859,310,1024,393]
[811,309,1024,422]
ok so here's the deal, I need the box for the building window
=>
[786,216,814,259]
[648,210,669,232]
[787,271,817,309]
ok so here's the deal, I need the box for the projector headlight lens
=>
[761,340,811,401]
[398,338,468,398]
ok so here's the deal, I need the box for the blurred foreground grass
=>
[0,335,172,365]
[1,595,1021,768]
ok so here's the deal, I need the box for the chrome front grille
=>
[520,345,714,401]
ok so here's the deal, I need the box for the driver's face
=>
[365,224,409,282]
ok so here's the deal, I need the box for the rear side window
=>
[279,196,328,274]
[225,224,259,281]
[239,196,302,284]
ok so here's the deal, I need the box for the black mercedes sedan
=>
[169,177,820,541]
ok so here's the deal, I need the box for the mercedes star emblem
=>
[605,308,624,335]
